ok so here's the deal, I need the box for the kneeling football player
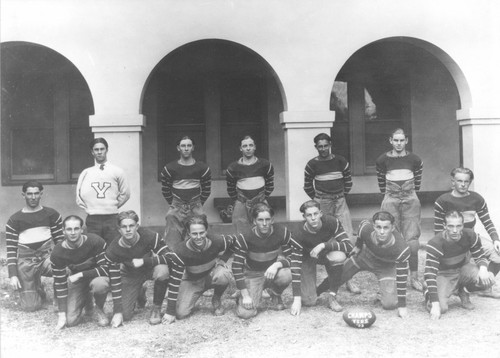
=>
[51,215,110,329]
[165,214,234,320]
[319,211,410,318]
[104,210,170,327]
[424,210,495,319]
[293,200,352,313]
[232,203,302,318]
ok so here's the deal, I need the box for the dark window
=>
[1,43,94,185]
[156,75,267,178]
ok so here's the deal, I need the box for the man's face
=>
[254,211,274,235]
[389,134,408,153]
[64,219,83,244]
[91,143,108,164]
[188,223,208,250]
[177,139,194,159]
[315,139,331,159]
[23,187,42,208]
[445,216,464,241]
[303,206,322,229]
[240,138,256,158]
[451,173,471,195]
[118,218,139,243]
[373,220,395,245]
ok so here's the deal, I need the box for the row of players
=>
[5,130,500,326]
[6,183,497,329]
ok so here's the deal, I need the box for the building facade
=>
[1,0,500,228]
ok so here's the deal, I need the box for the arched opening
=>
[1,41,94,185]
[330,38,465,192]
[139,39,287,224]
[141,39,286,179]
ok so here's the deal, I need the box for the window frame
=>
[1,65,94,186]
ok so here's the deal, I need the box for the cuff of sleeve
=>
[143,257,154,268]
[58,299,68,313]
[397,297,406,308]
[292,283,301,298]
[8,267,18,278]
[166,302,176,317]
[81,269,98,279]
[113,301,123,314]
[324,242,334,252]
[278,258,290,268]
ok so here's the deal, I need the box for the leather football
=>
[342,308,376,328]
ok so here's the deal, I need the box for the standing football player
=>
[376,128,423,291]
[77,137,130,245]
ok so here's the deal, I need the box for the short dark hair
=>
[444,210,464,224]
[185,214,208,231]
[177,136,195,146]
[63,215,84,229]
[314,133,332,145]
[22,180,43,193]
[89,137,109,150]
[299,200,320,214]
[372,211,395,224]
[390,128,407,138]
[240,135,255,146]
[117,210,139,225]
[251,202,274,220]
[450,167,474,182]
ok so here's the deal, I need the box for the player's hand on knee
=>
[349,247,360,257]
[493,240,500,254]
[10,276,21,290]
[290,296,301,316]
[264,262,281,280]
[132,258,144,268]
[397,307,408,319]
[310,243,325,259]
[111,313,124,328]
[55,312,67,330]
[477,266,494,287]
[430,302,441,320]
[68,272,83,283]
[162,313,176,324]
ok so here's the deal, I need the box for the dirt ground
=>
[1,240,500,358]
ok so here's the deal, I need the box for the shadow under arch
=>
[1,41,95,184]
[374,36,472,110]
[140,38,288,177]
[139,38,288,114]
[330,35,465,190]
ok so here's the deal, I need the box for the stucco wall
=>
[2,0,499,115]
[2,0,500,225]
[0,184,87,230]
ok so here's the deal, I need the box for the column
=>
[458,109,500,227]
[280,110,335,221]
[89,114,145,218]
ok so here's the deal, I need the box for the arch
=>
[382,37,472,111]
[139,39,287,114]
[139,39,288,224]
[141,38,287,175]
[330,36,466,192]
[1,41,95,184]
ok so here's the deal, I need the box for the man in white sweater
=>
[76,138,130,244]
